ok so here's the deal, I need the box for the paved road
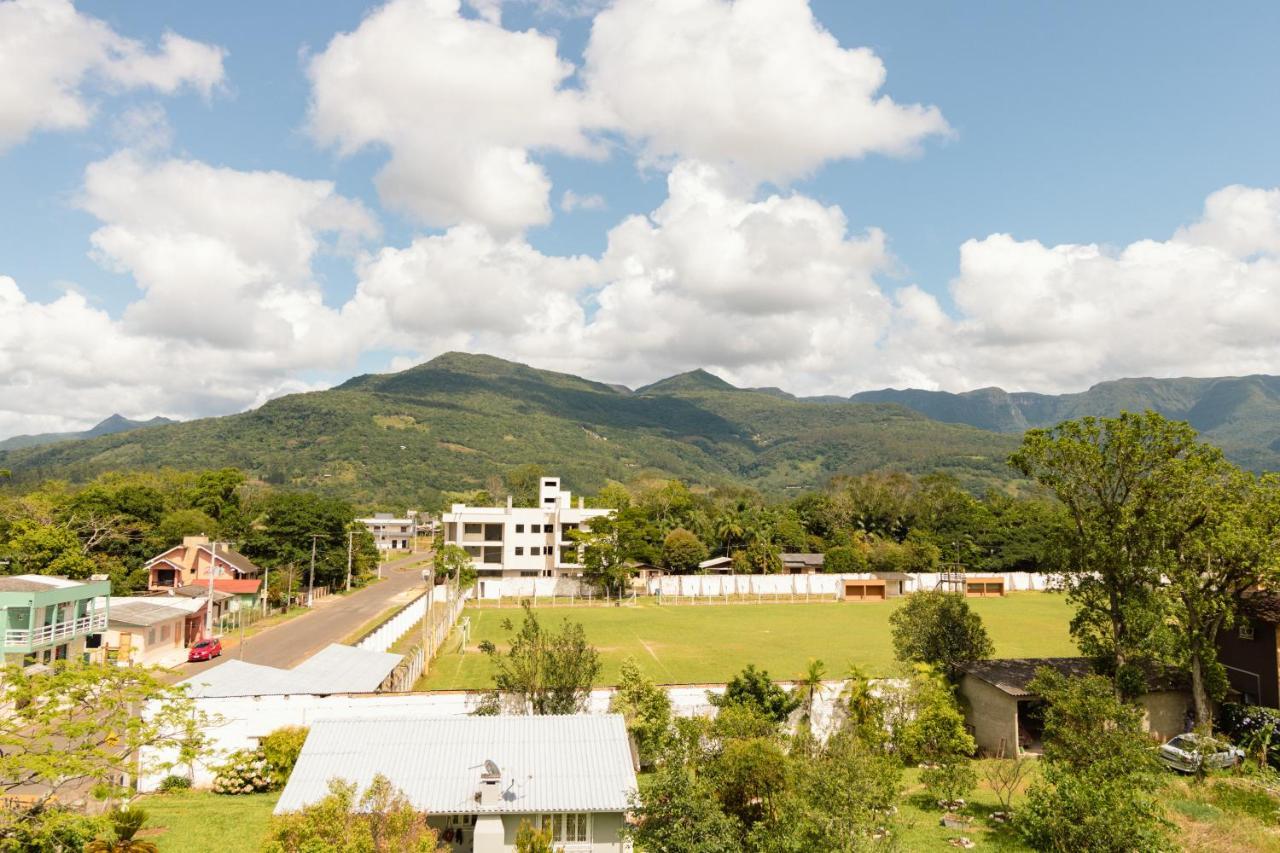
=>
[179,552,431,678]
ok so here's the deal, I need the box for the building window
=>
[1240,622,1256,641]
[484,523,504,541]
[161,625,171,642]
[544,480,556,487]
[515,524,525,533]
[514,547,524,556]
[147,628,156,645]
[538,814,589,844]
[530,547,541,556]
[482,546,503,564]
[531,524,541,533]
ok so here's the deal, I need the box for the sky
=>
[2,0,1279,437]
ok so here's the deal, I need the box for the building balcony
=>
[4,612,107,649]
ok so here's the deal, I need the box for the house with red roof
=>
[146,535,263,609]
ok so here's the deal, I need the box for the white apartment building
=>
[442,477,612,581]
[358,512,418,551]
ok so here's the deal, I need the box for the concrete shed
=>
[956,657,1192,757]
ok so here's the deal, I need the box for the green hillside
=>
[851,375,1280,472]
[0,353,1018,507]
[0,414,175,451]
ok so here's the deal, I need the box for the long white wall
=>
[141,680,855,791]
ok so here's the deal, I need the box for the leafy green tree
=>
[0,805,103,853]
[921,760,977,810]
[710,664,799,724]
[750,732,901,853]
[610,658,672,768]
[704,735,789,829]
[480,602,601,714]
[568,513,632,594]
[260,726,309,788]
[732,540,782,574]
[243,492,373,589]
[821,544,867,574]
[1015,668,1172,852]
[794,659,826,725]
[1010,412,1221,690]
[2,520,95,577]
[264,775,439,852]
[504,464,548,507]
[887,665,975,765]
[0,663,209,807]
[433,543,476,590]
[839,665,888,748]
[889,590,994,676]
[625,764,743,853]
[661,527,707,573]
[153,508,219,545]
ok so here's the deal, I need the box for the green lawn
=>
[136,790,279,852]
[421,592,1077,689]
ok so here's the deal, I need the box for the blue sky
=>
[2,0,1279,435]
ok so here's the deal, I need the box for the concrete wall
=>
[1138,690,1193,741]
[959,674,1020,757]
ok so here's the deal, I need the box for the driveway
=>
[178,551,431,678]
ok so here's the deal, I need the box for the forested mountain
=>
[0,414,176,451]
[0,353,1017,507]
[851,375,1280,472]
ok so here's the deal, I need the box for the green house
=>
[0,575,111,667]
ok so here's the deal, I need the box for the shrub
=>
[260,726,309,784]
[212,749,273,795]
[157,774,192,793]
[921,760,977,810]
[1219,703,1280,769]
[821,545,867,574]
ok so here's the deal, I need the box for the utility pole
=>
[346,529,354,592]
[307,535,319,607]
[204,541,220,638]
[262,562,269,618]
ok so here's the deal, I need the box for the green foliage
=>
[482,602,601,714]
[609,658,673,768]
[243,492,377,589]
[433,543,476,589]
[625,764,744,853]
[888,590,994,674]
[212,749,273,795]
[514,819,554,853]
[85,807,157,853]
[661,527,707,573]
[820,544,866,574]
[260,726,309,786]
[710,664,799,724]
[157,775,192,793]
[888,665,975,765]
[1015,668,1172,852]
[569,513,631,594]
[0,352,1021,506]
[264,774,439,852]
[0,662,209,804]
[921,760,978,809]
[0,806,104,853]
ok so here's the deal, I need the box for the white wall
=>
[141,679,863,791]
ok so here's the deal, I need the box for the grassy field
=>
[136,790,279,852]
[421,592,1077,689]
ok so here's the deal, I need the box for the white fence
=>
[140,679,858,791]
[471,571,1053,602]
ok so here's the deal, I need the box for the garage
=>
[843,580,886,601]
[965,577,1006,597]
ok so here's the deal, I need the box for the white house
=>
[104,596,207,667]
[358,513,418,551]
[274,714,637,853]
[442,477,612,587]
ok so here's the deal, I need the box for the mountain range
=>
[0,414,175,452]
[0,354,1017,507]
[3,355,1277,508]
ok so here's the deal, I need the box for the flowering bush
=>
[212,749,273,795]
[1219,703,1280,769]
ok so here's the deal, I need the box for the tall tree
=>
[888,590,994,676]
[1010,412,1220,689]
[479,603,601,714]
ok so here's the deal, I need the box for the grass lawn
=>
[421,592,1077,689]
[135,790,279,852]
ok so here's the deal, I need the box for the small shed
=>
[964,576,1006,597]
[698,556,735,574]
[842,579,886,601]
[956,657,1191,757]
[781,553,824,574]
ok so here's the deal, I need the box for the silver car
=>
[1157,733,1244,773]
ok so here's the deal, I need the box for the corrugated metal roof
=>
[178,643,402,698]
[274,715,637,816]
[106,598,192,628]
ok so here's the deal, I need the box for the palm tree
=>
[86,808,158,853]
[797,658,827,723]
[713,512,746,555]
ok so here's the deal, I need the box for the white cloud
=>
[878,186,1280,393]
[0,0,224,151]
[582,0,949,183]
[306,0,603,234]
[0,150,379,435]
[560,189,606,212]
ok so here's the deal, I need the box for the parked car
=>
[188,638,223,662]
[1157,733,1243,772]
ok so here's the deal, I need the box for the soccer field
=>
[421,592,1077,690]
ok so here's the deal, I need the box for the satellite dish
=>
[483,759,501,777]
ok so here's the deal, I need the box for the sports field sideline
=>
[420,592,1077,690]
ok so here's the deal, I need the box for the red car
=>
[188,638,223,662]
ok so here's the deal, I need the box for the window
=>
[1240,622,1256,641]
[530,546,541,556]
[161,625,171,642]
[531,524,541,533]
[544,480,556,487]
[147,628,156,645]
[539,814,589,844]
[483,546,503,564]
[464,545,483,558]
[515,524,525,533]
[484,523,504,541]
[514,546,524,556]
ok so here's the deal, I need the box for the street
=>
[179,551,431,678]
